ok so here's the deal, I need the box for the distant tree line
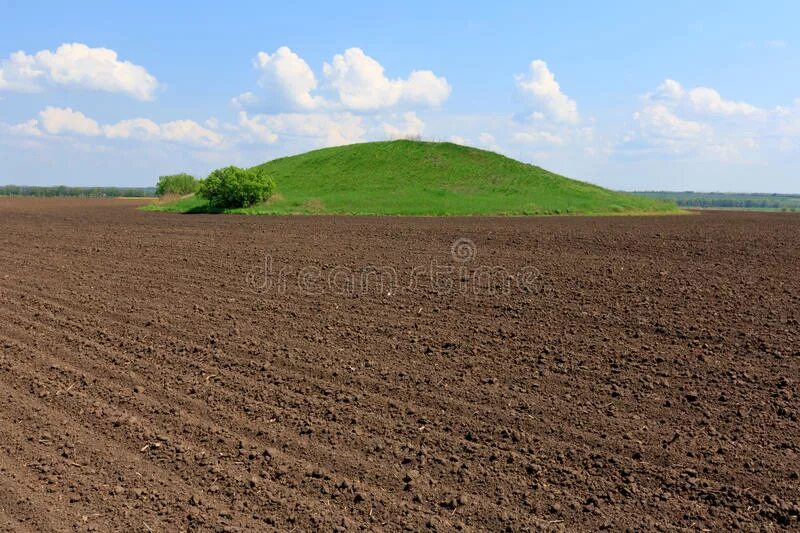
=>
[632,191,800,211]
[0,185,156,197]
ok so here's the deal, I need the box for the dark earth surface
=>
[0,198,798,531]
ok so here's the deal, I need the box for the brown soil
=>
[0,197,798,531]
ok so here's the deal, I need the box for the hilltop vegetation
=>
[146,140,678,216]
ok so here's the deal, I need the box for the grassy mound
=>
[145,140,678,215]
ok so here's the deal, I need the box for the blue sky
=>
[1,0,798,192]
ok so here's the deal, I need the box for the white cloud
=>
[623,102,731,158]
[688,87,760,116]
[399,70,452,107]
[230,91,260,109]
[382,112,424,139]
[766,40,787,49]
[651,79,761,117]
[237,111,279,144]
[772,99,800,146]
[478,132,496,145]
[516,60,579,124]
[0,43,158,100]
[633,103,711,141]
[621,80,775,161]
[229,47,448,149]
[323,48,450,111]
[651,78,684,101]
[237,111,364,147]
[475,131,504,152]
[774,99,800,117]
[0,51,41,92]
[418,63,591,160]
[103,118,162,140]
[272,113,365,146]
[253,47,325,110]
[512,130,565,145]
[7,119,42,137]
[448,135,467,145]
[40,106,102,136]
[240,46,450,114]
[11,107,222,146]
[103,118,221,146]
[159,120,222,146]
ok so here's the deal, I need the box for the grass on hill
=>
[144,140,679,216]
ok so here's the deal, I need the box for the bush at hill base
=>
[199,166,276,208]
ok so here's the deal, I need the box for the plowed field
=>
[0,198,798,531]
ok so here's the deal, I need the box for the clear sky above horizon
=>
[1,0,799,192]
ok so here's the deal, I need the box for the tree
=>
[155,173,199,196]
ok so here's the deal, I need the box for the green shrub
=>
[155,173,199,196]
[198,166,276,208]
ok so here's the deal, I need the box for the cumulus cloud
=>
[270,113,365,146]
[474,132,503,152]
[158,120,222,146]
[253,47,325,110]
[0,51,41,92]
[769,98,800,152]
[6,119,42,137]
[621,79,776,160]
[516,60,579,124]
[775,99,800,133]
[323,48,450,111]
[0,43,158,100]
[512,130,565,145]
[104,118,222,146]
[228,47,448,149]
[622,103,719,158]
[238,46,450,113]
[688,87,761,116]
[478,133,495,145]
[650,79,762,117]
[40,106,102,136]
[237,111,279,144]
[381,112,424,139]
[633,103,711,141]
[103,118,162,140]
[230,91,260,109]
[237,111,364,147]
[398,71,451,107]
[9,107,222,146]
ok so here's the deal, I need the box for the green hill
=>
[146,140,678,215]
